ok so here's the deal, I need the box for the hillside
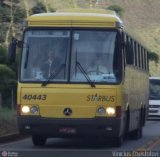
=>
[1,0,160,75]
[105,0,160,75]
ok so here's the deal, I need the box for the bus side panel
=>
[122,66,149,132]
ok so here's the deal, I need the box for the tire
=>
[32,135,46,146]
[113,136,123,147]
[130,112,143,140]
[125,109,130,138]
[142,107,146,126]
[131,125,142,140]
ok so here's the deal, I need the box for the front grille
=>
[149,110,158,113]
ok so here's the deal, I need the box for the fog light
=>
[30,106,39,114]
[106,107,115,116]
[22,106,30,113]
[97,107,106,115]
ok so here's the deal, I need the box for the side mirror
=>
[8,37,18,64]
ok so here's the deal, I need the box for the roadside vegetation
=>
[0,108,17,136]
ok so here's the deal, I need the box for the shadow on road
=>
[37,138,117,149]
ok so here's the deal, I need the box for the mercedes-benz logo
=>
[63,108,72,116]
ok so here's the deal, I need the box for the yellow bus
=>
[8,9,149,147]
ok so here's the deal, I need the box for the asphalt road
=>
[0,120,160,157]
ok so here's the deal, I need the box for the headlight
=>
[97,107,106,115]
[22,106,30,113]
[106,107,115,116]
[30,106,39,114]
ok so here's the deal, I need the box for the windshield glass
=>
[21,30,70,81]
[20,29,122,84]
[150,79,160,100]
[70,30,121,83]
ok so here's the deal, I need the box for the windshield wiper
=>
[41,64,65,87]
[76,61,95,88]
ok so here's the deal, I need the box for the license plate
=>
[59,127,76,134]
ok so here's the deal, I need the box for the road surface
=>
[0,120,160,157]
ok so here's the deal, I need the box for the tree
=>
[148,51,159,64]
[0,64,16,90]
[48,7,56,12]
[0,45,7,64]
[13,5,26,23]
[0,64,16,108]
[0,5,11,22]
[0,45,17,108]
[31,2,47,15]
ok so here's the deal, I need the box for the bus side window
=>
[125,37,134,65]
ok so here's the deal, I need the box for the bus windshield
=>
[150,79,160,100]
[20,29,122,84]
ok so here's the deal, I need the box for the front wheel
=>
[113,135,123,147]
[32,135,47,146]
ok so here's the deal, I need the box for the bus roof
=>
[26,9,123,28]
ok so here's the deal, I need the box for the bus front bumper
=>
[17,116,123,138]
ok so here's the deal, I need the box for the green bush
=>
[8,50,20,76]
[48,7,56,12]
[0,26,8,42]
[107,5,124,18]
[30,2,46,14]
[0,29,6,42]
[148,51,159,64]
[0,64,16,90]
[0,107,16,120]
[0,45,7,64]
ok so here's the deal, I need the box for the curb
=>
[0,134,28,144]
